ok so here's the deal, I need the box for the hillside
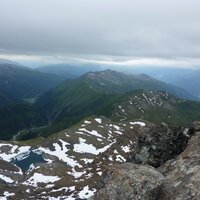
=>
[0,60,66,99]
[0,103,45,140]
[0,91,19,107]
[37,70,196,117]
[110,90,200,124]
[41,90,200,137]
[35,70,200,137]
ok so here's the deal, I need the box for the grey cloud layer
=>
[0,0,200,59]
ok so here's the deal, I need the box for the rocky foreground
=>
[0,117,200,199]
[92,122,200,200]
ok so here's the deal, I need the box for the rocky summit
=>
[0,116,199,199]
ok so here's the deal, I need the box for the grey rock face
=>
[91,163,164,200]
[157,131,200,200]
[129,124,195,168]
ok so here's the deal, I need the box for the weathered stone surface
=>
[129,124,195,168]
[91,163,164,200]
[157,131,200,200]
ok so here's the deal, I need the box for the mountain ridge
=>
[78,69,195,99]
[0,61,66,99]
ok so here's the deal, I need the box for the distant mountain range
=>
[122,66,200,99]
[0,60,66,99]
[36,63,200,99]
[0,59,200,140]
[172,70,200,98]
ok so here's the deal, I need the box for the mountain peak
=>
[87,69,125,75]
[85,69,128,81]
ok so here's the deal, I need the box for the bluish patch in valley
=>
[11,151,47,172]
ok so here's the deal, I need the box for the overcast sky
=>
[0,0,200,68]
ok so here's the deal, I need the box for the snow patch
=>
[74,139,115,155]
[67,168,86,179]
[121,146,131,153]
[79,128,103,138]
[80,158,94,164]
[116,155,126,162]
[84,120,91,124]
[129,121,146,127]
[1,191,15,200]
[0,144,30,162]
[114,131,123,135]
[24,173,60,187]
[0,174,14,183]
[38,139,81,168]
[78,186,96,199]
[95,118,102,124]
[112,125,120,130]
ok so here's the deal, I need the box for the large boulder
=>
[91,163,164,200]
[157,131,200,200]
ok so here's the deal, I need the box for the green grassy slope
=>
[36,80,200,138]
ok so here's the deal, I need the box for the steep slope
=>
[0,91,19,107]
[0,60,66,99]
[35,76,119,136]
[110,90,200,124]
[0,102,45,140]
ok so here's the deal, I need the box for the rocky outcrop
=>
[128,123,195,167]
[91,163,164,200]
[157,130,200,200]
[91,122,200,200]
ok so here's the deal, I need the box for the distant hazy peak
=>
[0,58,19,65]
[86,69,127,77]
[0,58,29,69]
